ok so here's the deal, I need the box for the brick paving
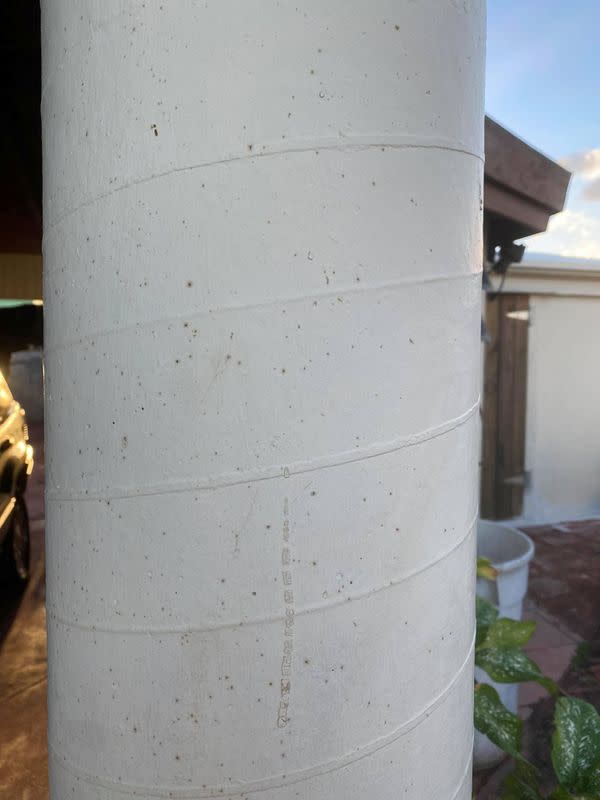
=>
[526,519,600,641]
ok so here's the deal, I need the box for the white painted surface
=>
[42,2,484,798]
[523,295,600,523]
[502,253,600,298]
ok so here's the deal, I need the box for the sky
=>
[486,0,600,259]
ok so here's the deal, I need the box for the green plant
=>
[501,698,600,799]
[474,571,600,798]
[572,641,593,671]
[475,595,559,699]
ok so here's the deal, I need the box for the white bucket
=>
[474,520,535,770]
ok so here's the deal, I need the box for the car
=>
[0,369,34,583]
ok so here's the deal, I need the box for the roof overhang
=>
[484,116,571,249]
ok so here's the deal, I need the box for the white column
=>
[42,2,485,798]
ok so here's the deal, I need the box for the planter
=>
[474,519,535,770]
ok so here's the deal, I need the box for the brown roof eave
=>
[483,116,571,244]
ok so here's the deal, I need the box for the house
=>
[480,118,570,521]
[483,252,600,524]
[481,119,600,524]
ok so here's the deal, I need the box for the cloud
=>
[560,149,600,202]
[560,149,600,177]
[526,209,600,259]
[525,151,600,256]
[582,176,600,202]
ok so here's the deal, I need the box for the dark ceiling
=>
[0,1,42,253]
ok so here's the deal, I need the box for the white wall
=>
[523,294,600,522]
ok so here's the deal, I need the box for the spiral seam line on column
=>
[43,269,482,354]
[47,399,479,503]
[449,743,475,800]
[48,632,476,798]
[46,511,477,635]
[44,133,484,232]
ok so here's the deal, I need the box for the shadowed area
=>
[0,423,47,800]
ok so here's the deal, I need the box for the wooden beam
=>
[495,294,529,519]
[480,297,500,519]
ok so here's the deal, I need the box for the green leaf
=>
[476,595,499,629]
[485,618,537,649]
[548,789,576,799]
[476,595,499,648]
[474,683,523,759]
[552,697,600,795]
[502,761,543,800]
[477,556,499,581]
[476,647,559,696]
[548,789,598,799]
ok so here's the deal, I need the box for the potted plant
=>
[475,519,536,768]
[474,592,600,798]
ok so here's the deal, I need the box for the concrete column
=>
[42,2,485,798]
